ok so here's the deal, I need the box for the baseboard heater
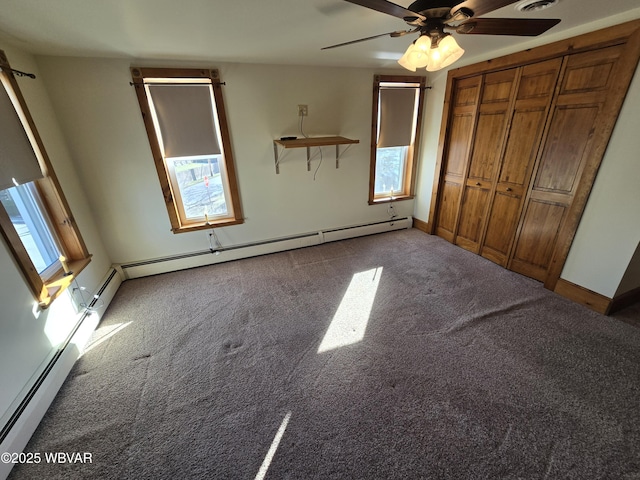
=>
[119,217,412,279]
[0,268,121,478]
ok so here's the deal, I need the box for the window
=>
[0,50,91,307]
[369,75,426,204]
[131,68,243,233]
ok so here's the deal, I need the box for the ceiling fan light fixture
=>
[427,34,465,71]
[398,46,418,71]
[407,35,432,68]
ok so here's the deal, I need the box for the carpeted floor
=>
[9,229,640,479]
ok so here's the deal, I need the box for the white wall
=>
[35,58,415,264]
[413,69,448,223]
[561,65,640,298]
[0,46,113,436]
[616,243,640,297]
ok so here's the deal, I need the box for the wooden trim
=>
[409,77,427,198]
[131,68,183,231]
[210,68,244,225]
[448,19,640,80]
[608,286,640,315]
[0,201,44,295]
[39,256,92,309]
[131,67,244,233]
[0,50,91,305]
[369,75,427,204]
[554,278,611,314]
[412,217,430,233]
[368,194,413,205]
[427,73,456,234]
[368,75,380,205]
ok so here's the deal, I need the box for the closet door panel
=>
[533,106,599,193]
[481,59,562,266]
[511,46,623,280]
[456,186,490,252]
[435,77,481,241]
[445,114,475,177]
[498,109,546,185]
[436,181,462,242]
[511,200,566,281]
[467,111,509,181]
[482,192,521,266]
[455,69,516,252]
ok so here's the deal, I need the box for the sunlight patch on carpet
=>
[255,411,292,480]
[317,267,383,353]
[81,322,132,355]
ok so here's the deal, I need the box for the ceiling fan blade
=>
[452,0,518,18]
[321,30,415,50]
[456,18,560,36]
[344,0,425,21]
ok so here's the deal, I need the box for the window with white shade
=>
[131,68,243,233]
[369,75,426,204]
[0,50,91,308]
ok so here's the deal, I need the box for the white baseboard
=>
[0,268,122,480]
[121,217,412,280]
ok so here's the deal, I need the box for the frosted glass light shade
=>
[398,45,417,71]
[426,35,465,72]
[398,34,465,72]
[398,35,432,71]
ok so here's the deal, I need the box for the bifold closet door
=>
[509,45,626,281]
[434,76,481,243]
[455,69,517,254]
[480,58,562,266]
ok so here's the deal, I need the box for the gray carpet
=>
[9,229,640,479]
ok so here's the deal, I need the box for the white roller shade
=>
[0,78,43,191]
[147,84,221,158]
[377,87,418,148]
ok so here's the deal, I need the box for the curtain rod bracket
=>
[0,67,36,79]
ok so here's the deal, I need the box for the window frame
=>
[0,50,91,308]
[131,67,243,233]
[369,74,426,205]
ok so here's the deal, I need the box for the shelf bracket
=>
[335,144,354,169]
[274,142,280,174]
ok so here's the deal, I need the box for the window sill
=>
[39,256,92,309]
[172,218,244,234]
[368,195,414,205]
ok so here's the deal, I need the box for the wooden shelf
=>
[273,136,359,173]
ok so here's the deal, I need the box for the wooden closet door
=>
[510,45,625,281]
[455,69,517,254]
[481,59,562,266]
[435,76,481,242]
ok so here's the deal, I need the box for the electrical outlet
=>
[298,104,308,117]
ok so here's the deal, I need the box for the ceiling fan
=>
[322,0,561,71]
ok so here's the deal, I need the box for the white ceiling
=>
[0,0,639,69]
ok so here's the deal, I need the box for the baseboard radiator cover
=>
[120,217,413,279]
[0,268,122,480]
